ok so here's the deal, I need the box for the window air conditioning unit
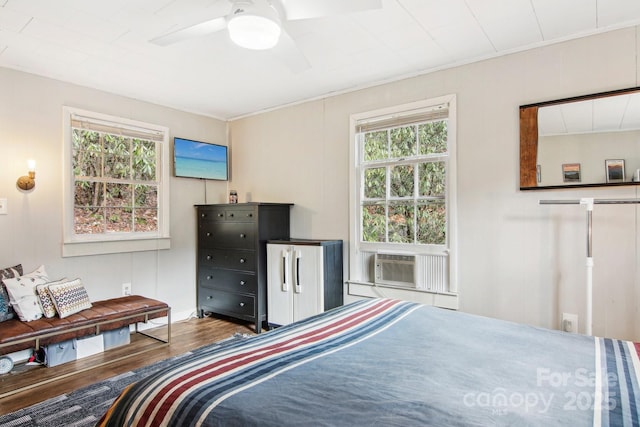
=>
[374,252,416,288]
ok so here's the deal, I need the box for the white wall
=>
[0,67,228,320]
[229,27,640,341]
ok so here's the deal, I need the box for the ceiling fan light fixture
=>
[228,2,282,50]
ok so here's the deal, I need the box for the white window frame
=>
[348,95,458,305]
[62,106,171,257]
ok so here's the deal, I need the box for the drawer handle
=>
[207,275,212,280]
[246,213,253,217]
[229,213,235,218]
[201,213,207,218]
[239,302,245,307]
[206,232,212,237]
[240,280,246,285]
[239,233,246,238]
[217,213,224,218]
[239,258,246,264]
[207,296,213,300]
[206,255,212,260]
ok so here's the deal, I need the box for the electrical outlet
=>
[0,198,7,215]
[562,313,578,333]
[122,283,131,296]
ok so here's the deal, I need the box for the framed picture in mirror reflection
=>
[562,163,581,183]
[605,159,625,183]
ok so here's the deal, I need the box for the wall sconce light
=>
[16,160,36,191]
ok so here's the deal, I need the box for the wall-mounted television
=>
[174,137,228,181]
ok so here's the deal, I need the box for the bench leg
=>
[135,309,171,344]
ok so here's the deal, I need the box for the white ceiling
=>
[2,0,640,120]
[538,91,640,136]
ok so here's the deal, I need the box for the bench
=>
[0,295,171,355]
[0,295,171,398]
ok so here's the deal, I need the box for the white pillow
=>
[2,265,49,321]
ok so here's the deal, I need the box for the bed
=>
[97,298,640,426]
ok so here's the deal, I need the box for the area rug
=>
[0,333,249,427]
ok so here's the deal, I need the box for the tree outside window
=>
[72,130,159,235]
[360,120,448,246]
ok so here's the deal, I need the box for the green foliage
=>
[419,121,448,155]
[417,201,446,245]
[364,168,385,198]
[362,203,386,243]
[390,165,414,197]
[364,131,387,161]
[390,127,415,158]
[72,130,159,235]
[419,162,445,197]
[388,203,413,243]
[361,119,448,245]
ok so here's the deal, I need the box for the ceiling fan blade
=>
[282,0,382,20]
[150,16,228,46]
[272,27,311,73]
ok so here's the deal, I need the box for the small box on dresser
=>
[195,202,293,333]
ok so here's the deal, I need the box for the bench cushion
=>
[0,295,169,355]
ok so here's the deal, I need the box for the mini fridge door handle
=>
[294,250,302,294]
[282,250,290,292]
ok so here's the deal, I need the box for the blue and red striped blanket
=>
[98,298,640,426]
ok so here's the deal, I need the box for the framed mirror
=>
[520,87,640,190]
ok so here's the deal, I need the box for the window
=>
[360,113,448,246]
[349,95,457,301]
[62,107,170,257]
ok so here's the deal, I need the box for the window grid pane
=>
[390,125,416,158]
[390,164,414,198]
[363,167,386,199]
[362,203,386,243]
[363,130,388,161]
[419,161,446,197]
[417,200,446,245]
[419,120,448,155]
[134,208,158,232]
[388,202,414,243]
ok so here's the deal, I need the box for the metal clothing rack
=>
[539,198,640,336]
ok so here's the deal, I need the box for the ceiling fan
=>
[150,0,382,72]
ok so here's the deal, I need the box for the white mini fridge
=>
[267,239,343,327]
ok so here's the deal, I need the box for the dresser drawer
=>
[224,208,256,222]
[198,207,227,222]
[198,207,256,223]
[199,222,256,249]
[200,249,256,272]
[199,289,255,318]
[199,268,257,294]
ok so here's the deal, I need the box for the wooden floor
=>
[0,315,256,415]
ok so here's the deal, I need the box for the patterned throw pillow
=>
[2,265,49,322]
[0,264,22,322]
[47,278,92,318]
[35,279,67,319]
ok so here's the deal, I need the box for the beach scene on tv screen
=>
[175,139,227,180]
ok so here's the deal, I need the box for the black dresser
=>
[195,203,292,333]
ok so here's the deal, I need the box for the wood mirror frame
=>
[520,87,640,190]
